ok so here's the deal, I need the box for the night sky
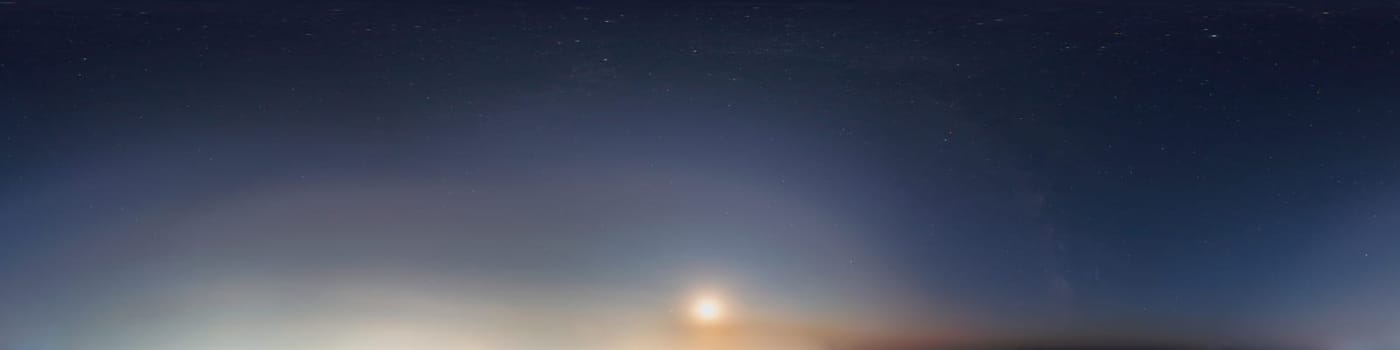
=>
[4,1,1400,349]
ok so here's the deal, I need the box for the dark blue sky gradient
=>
[3,1,1400,349]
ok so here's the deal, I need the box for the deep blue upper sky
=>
[3,1,1400,349]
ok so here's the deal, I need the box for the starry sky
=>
[4,1,1400,349]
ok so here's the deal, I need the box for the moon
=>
[691,296,725,324]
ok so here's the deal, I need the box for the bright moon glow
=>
[691,297,724,323]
